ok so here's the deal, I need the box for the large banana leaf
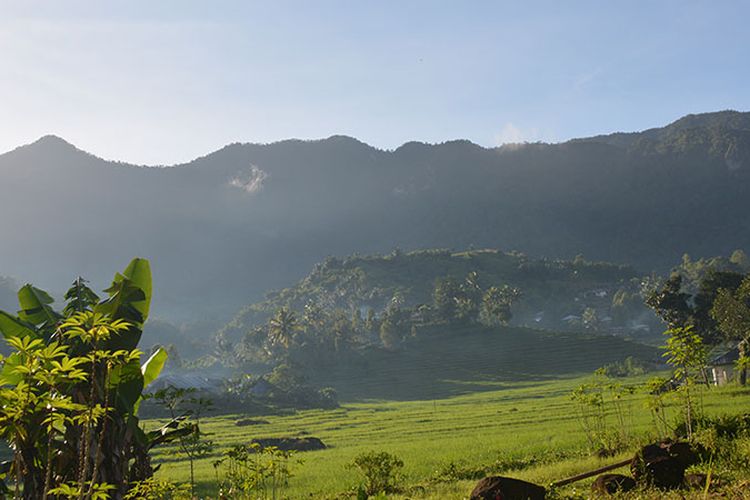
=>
[17,285,60,327]
[97,258,152,323]
[0,311,39,340]
[115,258,152,322]
[109,358,145,414]
[130,414,192,452]
[146,415,192,449]
[121,258,152,320]
[134,347,168,413]
[97,277,146,351]
[141,347,168,388]
[98,277,146,324]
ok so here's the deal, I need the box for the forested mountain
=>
[219,249,649,343]
[209,249,661,398]
[1,110,749,318]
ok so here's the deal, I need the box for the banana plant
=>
[0,258,183,499]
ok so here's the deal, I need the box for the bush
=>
[348,451,404,496]
[317,386,339,408]
[124,478,191,499]
[679,413,750,442]
[214,443,300,499]
[599,356,651,378]
[0,259,182,498]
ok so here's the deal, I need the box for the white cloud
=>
[229,165,269,194]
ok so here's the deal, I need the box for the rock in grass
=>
[631,444,684,489]
[663,441,698,469]
[470,476,546,500]
[591,474,636,495]
[234,418,270,426]
[250,436,326,452]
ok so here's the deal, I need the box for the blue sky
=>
[1,1,748,165]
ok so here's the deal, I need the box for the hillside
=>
[219,248,653,342]
[302,325,658,401]
[208,249,660,402]
[2,111,750,319]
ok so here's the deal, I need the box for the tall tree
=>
[268,307,300,350]
[646,270,744,344]
[480,285,521,326]
[379,309,401,350]
[711,275,750,385]
[645,274,692,329]
[432,277,461,324]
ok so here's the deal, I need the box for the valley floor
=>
[149,375,750,498]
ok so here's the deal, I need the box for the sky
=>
[1,0,749,165]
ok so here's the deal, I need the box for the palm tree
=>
[268,307,300,349]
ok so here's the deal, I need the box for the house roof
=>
[710,347,740,366]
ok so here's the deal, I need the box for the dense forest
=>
[2,111,750,319]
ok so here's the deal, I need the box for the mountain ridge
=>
[1,110,749,319]
[7,109,748,169]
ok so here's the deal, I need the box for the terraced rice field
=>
[151,375,750,498]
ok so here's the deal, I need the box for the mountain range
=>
[1,110,749,319]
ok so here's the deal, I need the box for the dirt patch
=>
[250,437,327,452]
[235,418,270,426]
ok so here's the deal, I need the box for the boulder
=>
[250,436,326,452]
[631,443,685,489]
[470,476,546,500]
[661,441,698,469]
[591,474,636,495]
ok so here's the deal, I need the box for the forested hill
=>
[1,110,749,318]
[217,248,654,346]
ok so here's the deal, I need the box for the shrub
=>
[680,413,750,441]
[124,478,191,499]
[0,259,182,498]
[599,356,650,378]
[348,451,404,496]
[214,443,300,499]
[570,371,636,454]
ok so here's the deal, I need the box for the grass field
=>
[149,374,750,499]
[304,325,659,401]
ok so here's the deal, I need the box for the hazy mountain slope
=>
[0,276,18,312]
[219,248,647,342]
[1,111,749,319]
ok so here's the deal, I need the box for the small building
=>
[561,314,580,325]
[709,347,740,386]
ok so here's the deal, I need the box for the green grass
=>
[149,376,750,499]
[305,325,658,401]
